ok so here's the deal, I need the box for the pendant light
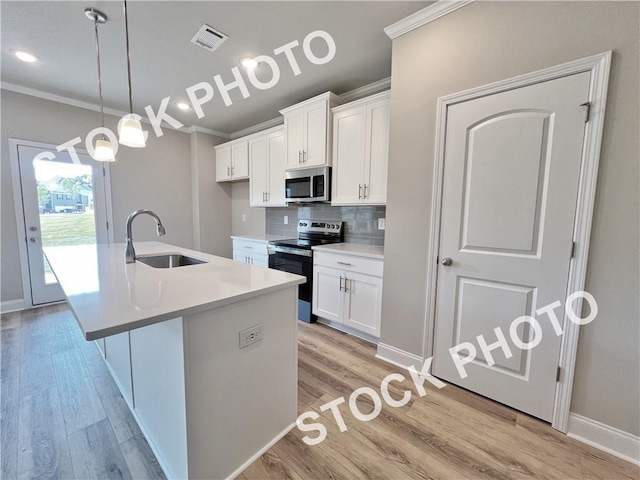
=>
[85,8,115,162]
[118,0,146,148]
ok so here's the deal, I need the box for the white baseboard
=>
[376,342,424,370]
[315,317,379,345]
[0,299,25,314]
[568,413,640,465]
[227,422,296,480]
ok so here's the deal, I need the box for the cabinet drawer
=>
[232,239,270,256]
[314,251,383,277]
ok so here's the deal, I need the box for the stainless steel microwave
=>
[284,166,331,203]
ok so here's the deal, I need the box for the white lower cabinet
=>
[104,332,133,408]
[232,238,270,267]
[313,252,383,337]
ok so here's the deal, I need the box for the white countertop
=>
[312,243,384,259]
[45,242,305,341]
[231,234,292,243]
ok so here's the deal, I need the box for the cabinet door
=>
[215,146,232,182]
[249,137,269,206]
[233,253,247,263]
[312,265,344,323]
[104,332,133,408]
[249,254,269,267]
[343,272,382,337]
[231,141,249,179]
[285,109,304,168]
[363,99,390,204]
[267,131,286,206]
[332,107,366,205]
[304,102,328,166]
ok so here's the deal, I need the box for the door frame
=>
[423,51,612,433]
[9,138,115,309]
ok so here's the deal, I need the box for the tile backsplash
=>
[266,204,386,246]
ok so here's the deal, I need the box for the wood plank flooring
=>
[1,304,638,479]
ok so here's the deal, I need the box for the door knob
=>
[441,257,452,266]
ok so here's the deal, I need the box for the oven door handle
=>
[273,246,313,257]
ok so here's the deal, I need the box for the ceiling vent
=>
[191,24,228,53]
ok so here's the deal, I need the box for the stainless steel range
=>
[269,220,344,322]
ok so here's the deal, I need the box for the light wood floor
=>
[1,305,638,479]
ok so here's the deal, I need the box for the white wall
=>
[382,1,639,436]
[190,131,233,258]
[1,90,195,302]
[231,182,266,237]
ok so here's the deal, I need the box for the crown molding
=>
[384,0,475,39]
[186,125,231,139]
[339,77,391,103]
[229,117,284,140]
[1,82,231,139]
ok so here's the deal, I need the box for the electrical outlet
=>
[239,324,263,349]
[242,214,246,222]
[378,218,386,230]
[284,215,288,225]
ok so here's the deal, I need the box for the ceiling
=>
[1,1,429,135]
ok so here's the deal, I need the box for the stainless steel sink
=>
[137,254,208,269]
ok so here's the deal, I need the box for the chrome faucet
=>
[125,209,166,263]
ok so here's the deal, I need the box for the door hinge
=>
[570,241,576,258]
[556,366,561,382]
[580,102,591,123]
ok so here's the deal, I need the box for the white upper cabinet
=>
[331,91,390,205]
[215,139,249,182]
[249,127,287,207]
[280,92,344,169]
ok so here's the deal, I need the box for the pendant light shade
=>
[119,115,145,148]
[119,0,146,148]
[86,7,116,162]
[94,138,116,162]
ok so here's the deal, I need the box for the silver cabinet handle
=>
[344,277,349,292]
[339,276,343,291]
[337,261,352,266]
[363,184,368,199]
[441,257,453,266]
[265,191,269,202]
[245,246,253,249]
[298,151,302,164]
[358,184,362,199]
[303,150,307,162]
[227,166,231,176]
[231,166,234,175]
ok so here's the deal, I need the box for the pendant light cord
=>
[123,0,134,114]
[93,18,106,139]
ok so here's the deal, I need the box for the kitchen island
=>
[45,241,305,480]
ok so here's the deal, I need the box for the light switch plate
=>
[378,218,386,230]
[239,324,263,348]
[284,215,288,224]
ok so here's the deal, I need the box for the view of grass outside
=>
[41,213,96,281]
[40,213,96,247]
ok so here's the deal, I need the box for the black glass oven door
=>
[268,251,312,302]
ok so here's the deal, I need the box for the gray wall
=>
[230,182,266,237]
[382,1,639,435]
[1,90,195,302]
[266,205,386,245]
[190,131,233,258]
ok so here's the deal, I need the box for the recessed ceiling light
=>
[176,102,191,110]
[240,57,259,69]
[12,50,39,63]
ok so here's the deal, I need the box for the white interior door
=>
[17,144,112,305]
[432,72,591,421]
